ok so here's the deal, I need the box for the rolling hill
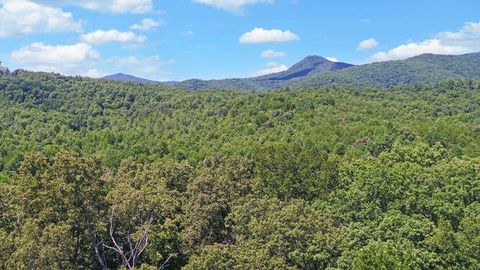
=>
[103,73,178,86]
[289,52,480,89]
[178,52,480,91]
[178,56,353,91]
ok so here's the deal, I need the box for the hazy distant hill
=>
[178,56,353,91]
[288,52,480,89]
[103,73,178,86]
[178,52,480,91]
[264,56,352,81]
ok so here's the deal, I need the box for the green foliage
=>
[102,159,184,269]
[1,71,480,268]
[183,243,294,270]
[455,207,480,268]
[254,141,338,200]
[348,240,435,270]
[181,155,254,251]
[226,196,341,269]
[4,151,107,269]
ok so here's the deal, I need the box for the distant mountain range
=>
[102,52,480,91]
[288,52,480,89]
[178,56,353,91]
[103,73,178,86]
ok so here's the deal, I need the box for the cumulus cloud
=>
[326,57,338,62]
[130,18,163,31]
[82,69,104,78]
[0,0,82,38]
[261,49,287,58]
[108,55,176,81]
[357,38,379,50]
[240,28,299,44]
[80,29,147,44]
[10,42,99,75]
[370,40,465,62]
[253,61,288,76]
[34,0,154,14]
[370,21,480,62]
[193,0,273,13]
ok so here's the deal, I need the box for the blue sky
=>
[0,0,479,81]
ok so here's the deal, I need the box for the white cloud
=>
[370,21,480,62]
[240,28,299,44]
[435,21,480,49]
[108,55,175,81]
[193,0,273,13]
[253,61,288,76]
[130,18,163,31]
[80,29,147,44]
[34,0,154,14]
[82,69,105,78]
[357,38,379,50]
[371,40,465,62]
[0,0,82,38]
[326,57,338,62]
[261,49,287,58]
[10,42,99,75]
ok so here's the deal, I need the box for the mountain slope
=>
[103,73,159,84]
[264,56,352,81]
[178,56,353,91]
[103,73,178,86]
[178,52,480,91]
[288,52,480,89]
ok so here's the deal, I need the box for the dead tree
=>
[103,208,152,270]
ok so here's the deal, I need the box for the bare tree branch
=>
[103,208,153,270]
[158,254,175,270]
[105,208,132,269]
[90,222,109,270]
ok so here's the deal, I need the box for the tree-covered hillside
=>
[178,56,352,91]
[179,53,480,91]
[1,71,480,269]
[290,52,480,89]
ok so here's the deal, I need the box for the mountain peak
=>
[103,73,151,83]
[300,55,329,62]
[290,55,331,69]
[264,55,353,81]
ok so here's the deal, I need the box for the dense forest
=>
[1,70,480,269]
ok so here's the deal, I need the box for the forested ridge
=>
[1,70,480,269]
[289,52,480,89]
[178,53,480,91]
